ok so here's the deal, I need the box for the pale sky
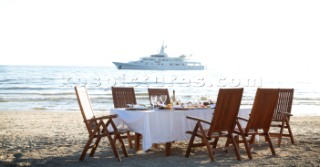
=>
[0,0,319,72]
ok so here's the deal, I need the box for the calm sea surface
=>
[0,65,319,114]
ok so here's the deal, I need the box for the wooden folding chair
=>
[147,88,171,105]
[185,88,244,161]
[75,86,128,161]
[234,88,279,159]
[111,86,137,149]
[269,88,295,147]
[112,87,137,108]
[147,88,171,150]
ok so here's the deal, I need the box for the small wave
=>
[0,87,51,91]
[33,107,47,110]
[0,92,75,96]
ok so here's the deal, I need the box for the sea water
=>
[0,65,319,115]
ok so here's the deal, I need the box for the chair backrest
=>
[147,88,171,105]
[75,86,97,134]
[272,88,294,121]
[208,88,243,136]
[245,88,279,133]
[112,87,137,108]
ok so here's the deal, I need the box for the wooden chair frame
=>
[111,86,137,149]
[185,88,244,161]
[147,88,171,105]
[75,86,128,161]
[234,88,279,159]
[269,88,295,146]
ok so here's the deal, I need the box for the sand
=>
[0,110,320,167]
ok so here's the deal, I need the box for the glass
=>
[176,95,183,105]
[156,95,162,107]
[151,95,157,110]
[160,95,167,106]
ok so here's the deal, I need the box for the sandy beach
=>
[1,110,320,167]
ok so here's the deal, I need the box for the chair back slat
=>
[112,87,137,108]
[147,88,171,105]
[246,88,279,132]
[75,86,97,133]
[273,89,294,121]
[208,88,243,135]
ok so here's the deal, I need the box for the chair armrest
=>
[280,112,293,117]
[237,116,249,122]
[186,116,211,125]
[95,114,119,120]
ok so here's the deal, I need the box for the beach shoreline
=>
[1,110,320,166]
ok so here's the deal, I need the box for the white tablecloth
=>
[110,108,251,151]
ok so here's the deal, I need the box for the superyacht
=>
[112,44,205,70]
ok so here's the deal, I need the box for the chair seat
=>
[234,128,264,135]
[101,128,128,135]
[270,123,289,128]
[186,130,230,138]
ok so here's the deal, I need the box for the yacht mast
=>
[159,42,168,57]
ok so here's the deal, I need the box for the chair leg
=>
[185,133,196,157]
[152,143,159,149]
[226,135,240,153]
[212,137,219,149]
[203,136,214,161]
[278,121,286,147]
[212,137,219,155]
[286,120,295,145]
[198,125,214,161]
[107,134,122,161]
[126,131,133,148]
[265,133,276,155]
[234,135,240,149]
[89,137,101,157]
[241,134,252,160]
[229,135,241,161]
[165,142,172,156]
[225,137,231,147]
[185,123,199,158]
[117,133,129,157]
[79,136,95,161]
[135,133,142,151]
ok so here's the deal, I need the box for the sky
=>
[0,0,320,72]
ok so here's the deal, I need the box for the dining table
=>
[110,107,251,155]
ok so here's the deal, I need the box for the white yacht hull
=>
[112,62,205,70]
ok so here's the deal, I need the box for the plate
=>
[125,104,149,110]
[125,107,149,110]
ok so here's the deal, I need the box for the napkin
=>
[172,105,183,109]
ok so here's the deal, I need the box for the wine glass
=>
[156,95,162,107]
[151,95,157,109]
[160,95,167,106]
